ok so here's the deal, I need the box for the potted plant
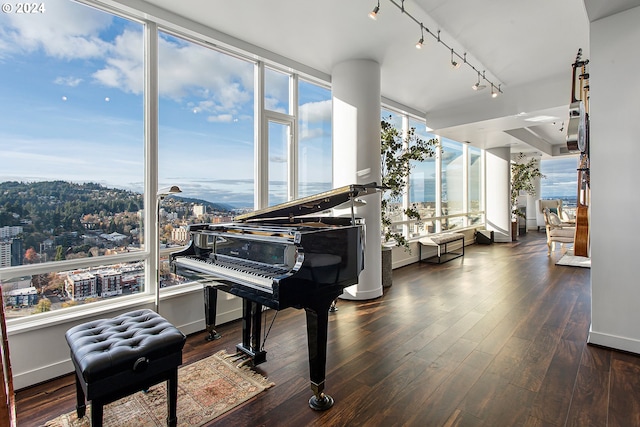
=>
[380,116,438,250]
[510,153,544,241]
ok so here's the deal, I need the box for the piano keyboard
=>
[173,255,290,292]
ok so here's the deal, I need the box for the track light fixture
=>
[416,25,424,49]
[450,49,460,69]
[369,1,380,20]
[472,72,486,91]
[371,0,504,96]
[491,84,500,98]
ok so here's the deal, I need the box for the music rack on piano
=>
[170,182,380,410]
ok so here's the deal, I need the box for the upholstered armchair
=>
[543,208,575,254]
[536,199,572,231]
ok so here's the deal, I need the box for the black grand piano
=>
[169,182,379,410]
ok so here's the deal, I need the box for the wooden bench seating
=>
[418,232,465,264]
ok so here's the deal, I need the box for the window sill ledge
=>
[7,282,204,335]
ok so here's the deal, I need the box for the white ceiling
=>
[136,0,639,157]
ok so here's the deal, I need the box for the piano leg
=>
[305,295,336,411]
[237,299,267,365]
[204,285,221,341]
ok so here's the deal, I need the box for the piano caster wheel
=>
[205,331,221,341]
[329,299,338,312]
[309,393,334,411]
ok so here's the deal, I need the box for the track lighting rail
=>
[375,0,503,96]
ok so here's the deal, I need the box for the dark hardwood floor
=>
[16,232,640,426]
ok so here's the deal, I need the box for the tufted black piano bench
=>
[65,309,186,427]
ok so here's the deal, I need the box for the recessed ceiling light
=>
[524,115,557,123]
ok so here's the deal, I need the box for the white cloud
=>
[158,34,253,115]
[207,114,234,123]
[299,127,325,141]
[92,29,144,94]
[0,0,112,59]
[1,1,255,112]
[54,76,83,87]
[300,99,331,123]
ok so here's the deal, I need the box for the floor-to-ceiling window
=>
[0,0,146,316]
[409,118,437,235]
[156,30,256,286]
[468,146,484,226]
[381,109,486,243]
[441,138,464,231]
[298,80,332,197]
[0,0,335,316]
[540,156,579,217]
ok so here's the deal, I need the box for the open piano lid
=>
[234,182,381,222]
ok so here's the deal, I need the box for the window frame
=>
[381,106,486,242]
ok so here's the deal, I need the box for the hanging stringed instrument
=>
[566,49,590,257]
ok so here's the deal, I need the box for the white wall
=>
[588,5,640,352]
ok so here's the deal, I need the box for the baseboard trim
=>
[588,329,640,355]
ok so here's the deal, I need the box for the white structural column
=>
[485,147,512,242]
[332,59,383,301]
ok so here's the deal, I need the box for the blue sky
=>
[540,156,579,199]
[0,0,332,207]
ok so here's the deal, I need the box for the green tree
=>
[380,116,438,249]
[511,153,544,220]
[55,245,65,261]
[33,298,51,313]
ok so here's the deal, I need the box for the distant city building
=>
[0,238,20,267]
[94,268,122,297]
[60,262,144,301]
[0,240,10,267]
[100,232,127,243]
[81,220,99,230]
[65,271,97,300]
[171,226,189,243]
[159,208,178,220]
[193,205,206,216]
[0,225,23,239]
[210,215,233,224]
[5,286,38,307]
[11,237,23,266]
[41,239,54,251]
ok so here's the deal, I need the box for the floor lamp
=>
[156,185,182,313]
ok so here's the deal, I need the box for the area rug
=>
[43,350,274,427]
[556,250,591,268]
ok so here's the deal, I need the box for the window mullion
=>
[144,21,159,299]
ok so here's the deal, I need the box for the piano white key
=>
[174,256,276,292]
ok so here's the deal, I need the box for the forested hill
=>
[0,181,143,229]
[0,181,231,230]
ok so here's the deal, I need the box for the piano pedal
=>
[227,351,250,364]
[237,358,254,369]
